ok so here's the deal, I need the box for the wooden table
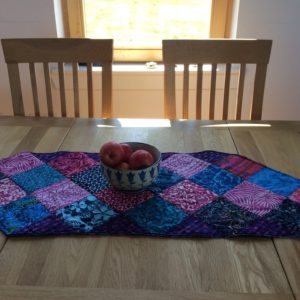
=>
[0,117,299,300]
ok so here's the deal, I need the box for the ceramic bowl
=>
[101,142,161,191]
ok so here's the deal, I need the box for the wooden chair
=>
[163,39,272,120]
[1,38,113,118]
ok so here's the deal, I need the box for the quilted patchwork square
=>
[191,151,230,163]
[71,166,109,194]
[34,152,68,163]
[290,188,300,204]
[190,164,242,195]
[195,198,258,235]
[12,164,65,193]
[148,167,183,193]
[125,196,187,234]
[0,172,5,180]
[0,152,43,176]
[48,152,98,177]
[95,188,153,212]
[160,180,218,214]
[56,195,117,232]
[0,196,49,235]
[33,179,90,212]
[214,155,264,179]
[162,154,209,178]
[0,178,26,206]
[224,181,284,216]
[249,168,300,197]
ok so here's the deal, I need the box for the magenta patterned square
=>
[32,179,90,212]
[160,180,218,214]
[0,152,43,176]
[48,152,98,177]
[162,154,209,178]
[215,155,264,179]
[224,181,285,216]
[290,188,300,203]
[0,178,26,206]
[95,188,154,212]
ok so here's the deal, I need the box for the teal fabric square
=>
[11,164,65,193]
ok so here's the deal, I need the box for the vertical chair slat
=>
[43,62,53,117]
[164,64,176,119]
[196,64,203,119]
[236,63,246,120]
[209,63,217,120]
[72,62,80,118]
[222,63,231,120]
[102,63,112,118]
[87,62,94,118]
[182,64,189,119]
[58,62,67,117]
[251,63,268,120]
[29,63,40,117]
[7,63,24,116]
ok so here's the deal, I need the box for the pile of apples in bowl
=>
[99,141,161,191]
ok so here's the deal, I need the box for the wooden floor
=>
[0,117,299,300]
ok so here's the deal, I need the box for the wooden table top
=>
[0,116,299,300]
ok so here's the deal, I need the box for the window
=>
[61,0,233,62]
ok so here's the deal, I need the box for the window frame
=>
[61,0,233,62]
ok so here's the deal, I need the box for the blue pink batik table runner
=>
[0,150,300,238]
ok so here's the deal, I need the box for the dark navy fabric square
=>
[125,196,187,234]
[190,164,242,195]
[33,152,68,163]
[148,167,183,193]
[194,198,258,236]
[248,168,300,197]
[85,152,100,162]
[56,195,117,232]
[11,164,65,193]
[0,172,6,180]
[0,196,50,235]
[191,151,230,164]
[71,165,109,194]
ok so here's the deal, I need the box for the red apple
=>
[100,142,125,167]
[117,162,130,170]
[129,149,154,170]
[121,143,133,162]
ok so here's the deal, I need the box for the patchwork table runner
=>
[0,151,300,238]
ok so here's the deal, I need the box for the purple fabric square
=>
[95,188,153,212]
[162,154,209,178]
[0,152,43,176]
[160,180,218,214]
[214,155,264,179]
[289,188,300,204]
[224,181,285,216]
[48,152,98,177]
[32,179,90,212]
[0,178,26,206]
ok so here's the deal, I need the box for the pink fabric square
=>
[290,188,300,203]
[160,180,218,213]
[32,179,90,212]
[0,178,26,206]
[95,188,153,212]
[162,154,209,178]
[0,152,43,176]
[48,152,98,177]
[224,181,285,216]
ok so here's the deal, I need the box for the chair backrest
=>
[163,39,272,120]
[1,38,113,118]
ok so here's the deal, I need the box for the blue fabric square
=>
[248,168,300,197]
[33,151,68,163]
[11,164,65,193]
[195,198,258,236]
[148,167,183,193]
[125,196,187,234]
[0,172,6,180]
[71,166,109,194]
[0,196,50,235]
[56,195,117,232]
[190,164,242,195]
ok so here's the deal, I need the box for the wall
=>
[236,0,300,120]
[0,0,57,115]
